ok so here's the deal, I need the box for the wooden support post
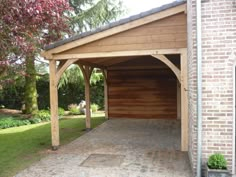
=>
[102,70,109,119]
[177,81,181,120]
[49,60,59,150]
[181,50,188,151]
[79,64,93,130]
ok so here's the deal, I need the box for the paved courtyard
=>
[16,119,192,177]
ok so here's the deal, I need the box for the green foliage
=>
[0,117,31,129]
[91,103,99,112]
[37,74,50,110]
[68,104,81,115]
[58,66,104,109]
[58,107,65,116]
[33,110,51,121]
[1,66,105,111]
[69,0,124,33]
[0,74,25,109]
[29,118,42,124]
[207,153,227,170]
[58,65,84,89]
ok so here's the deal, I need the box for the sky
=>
[122,0,176,17]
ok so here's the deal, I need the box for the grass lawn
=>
[0,113,106,177]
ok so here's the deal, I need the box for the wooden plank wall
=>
[108,68,177,119]
[62,13,186,54]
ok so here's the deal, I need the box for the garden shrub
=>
[207,153,227,169]
[0,117,31,129]
[58,107,65,116]
[68,104,81,115]
[91,103,99,112]
[33,110,50,121]
[29,118,42,124]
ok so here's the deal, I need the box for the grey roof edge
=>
[44,0,186,51]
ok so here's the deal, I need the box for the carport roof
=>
[44,0,186,51]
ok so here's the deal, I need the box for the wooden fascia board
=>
[42,4,186,59]
[51,49,185,60]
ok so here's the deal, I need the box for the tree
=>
[0,0,124,114]
[69,0,124,33]
[0,0,71,114]
[58,65,104,109]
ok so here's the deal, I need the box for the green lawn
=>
[0,113,106,177]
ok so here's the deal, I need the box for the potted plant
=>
[206,153,229,177]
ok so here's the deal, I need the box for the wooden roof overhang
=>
[41,1,187,66]
[41,1,189,152]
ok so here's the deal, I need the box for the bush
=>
[58,107,65,116]
[33,110,50,121]
[0,117,31,129]
[207,153,227,170]
[69,108,81,115]
[29,118,42,124]
[91,103,99,113]
[68,104,81,115]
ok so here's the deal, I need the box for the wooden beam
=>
[41,4,186,57]
[108,65,169,70]
[177,81,181,120]
[152,54,181,82]
[49,60,59,150]
[56,58,79,85]
[50,49,185,60]
[180,49,188,151]
[102,57,137,66]
[76,60,106,69]
[102,70,109,119]
[78,64,93,129]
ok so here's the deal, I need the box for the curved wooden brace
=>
[77,63,94,83]
[55,58,79,85]
[151,54,181,82]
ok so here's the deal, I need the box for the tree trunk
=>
[24,56,38,114]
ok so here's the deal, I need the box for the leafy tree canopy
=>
[69,0,124,33]
[0,0,71,76]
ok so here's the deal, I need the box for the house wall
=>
[107,57,178,119]
[188,0,236,174]
[61,13,187,54]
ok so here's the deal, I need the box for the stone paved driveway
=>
[16,119,192,177]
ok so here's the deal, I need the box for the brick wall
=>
[187,0,236,174]
[187,0,197,173]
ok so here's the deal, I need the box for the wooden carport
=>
[41,1,188,151]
